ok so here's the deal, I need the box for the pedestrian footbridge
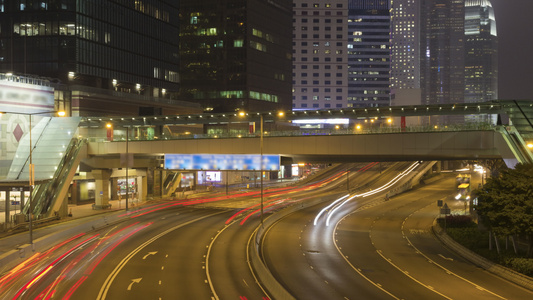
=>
[1,100,532,224]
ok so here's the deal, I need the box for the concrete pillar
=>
[111,178,119,200]
[92,169,112,209]
[435,161,442,173]
[140,175,147,202]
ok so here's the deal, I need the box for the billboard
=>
[165,154,280,171]
[0,80,55,114]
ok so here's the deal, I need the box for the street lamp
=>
[0,110,65,249]
[239,110,284,227]
[107,123,130,211]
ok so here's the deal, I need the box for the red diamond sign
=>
[13,124,24,142]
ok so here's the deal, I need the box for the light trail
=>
[314,162,421,226]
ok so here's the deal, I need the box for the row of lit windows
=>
[250,91,279,103]
[298,49,344,54]
[298,95,343,101]
[294,3,343,8]
[191,90,278,103]
[294,41,344,47]
[13,22,76,36]
[134,0,170,22]
[250,41,267,52]
[252,28,274,43]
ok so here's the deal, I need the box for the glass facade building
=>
[347,0,391,108]
[0,0,180,100]
[464,0,498,103]
[421,0,465,108]
[179,0,292,113]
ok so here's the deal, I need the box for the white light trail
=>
[313,194,350,226]
[314,162,421,227]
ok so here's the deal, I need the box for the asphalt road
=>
[3,162,531,300]
[261,173,533,299]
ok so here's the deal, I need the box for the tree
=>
[476,163,533,256]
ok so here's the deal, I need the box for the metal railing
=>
[88,122,498,143]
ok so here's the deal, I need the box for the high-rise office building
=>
[347,0,391,108]
[0,0,201,116]
[421,0,465,110]
[464,0,497,103]
[179,0,292,113]
[292,0,348,110]
[391,0,420,90]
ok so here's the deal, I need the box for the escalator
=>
[498,126,532,165]
[498,100,533,165]
[7,116,83,219]
[163,172,182,197]
[27,138,86,218]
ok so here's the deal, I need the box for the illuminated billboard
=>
[0,80,55,114]
[165,154,280,171]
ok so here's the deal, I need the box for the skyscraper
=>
[0,1,180,99]
[464,0,498,103]
[292,0,348,110]
[179,0,292,113]
[420,0,465,125]
[391,0,421,90]
[347,0,391,108]
[421,0,465,108]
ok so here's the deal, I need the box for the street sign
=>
[440,203,451,215]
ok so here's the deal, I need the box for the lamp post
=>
[126,126,129,212]
[239,111,284,227]
[0,110,65,248]
[259,113,264,226]
[107,123,130,211]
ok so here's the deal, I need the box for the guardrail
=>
[86,123,497,143]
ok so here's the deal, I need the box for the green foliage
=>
[476,163,533,241]
[446,227,488,249]
[444,215,474,228]
[445,223,533,276]
[504,258,533,277]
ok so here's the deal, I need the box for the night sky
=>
[491,0,533,100]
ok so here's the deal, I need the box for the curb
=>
[432,222,533,291]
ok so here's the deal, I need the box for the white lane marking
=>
[438,254,453,261]
[97,211,225,300]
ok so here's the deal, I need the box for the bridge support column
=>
[435,161,442,173]
[110,178,119,200]
[92,170,112,209]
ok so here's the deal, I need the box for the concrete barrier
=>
[433,222,533,291]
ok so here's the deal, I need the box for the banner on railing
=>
[164,154,280,171]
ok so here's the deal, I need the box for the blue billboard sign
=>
[164,154,280,171]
